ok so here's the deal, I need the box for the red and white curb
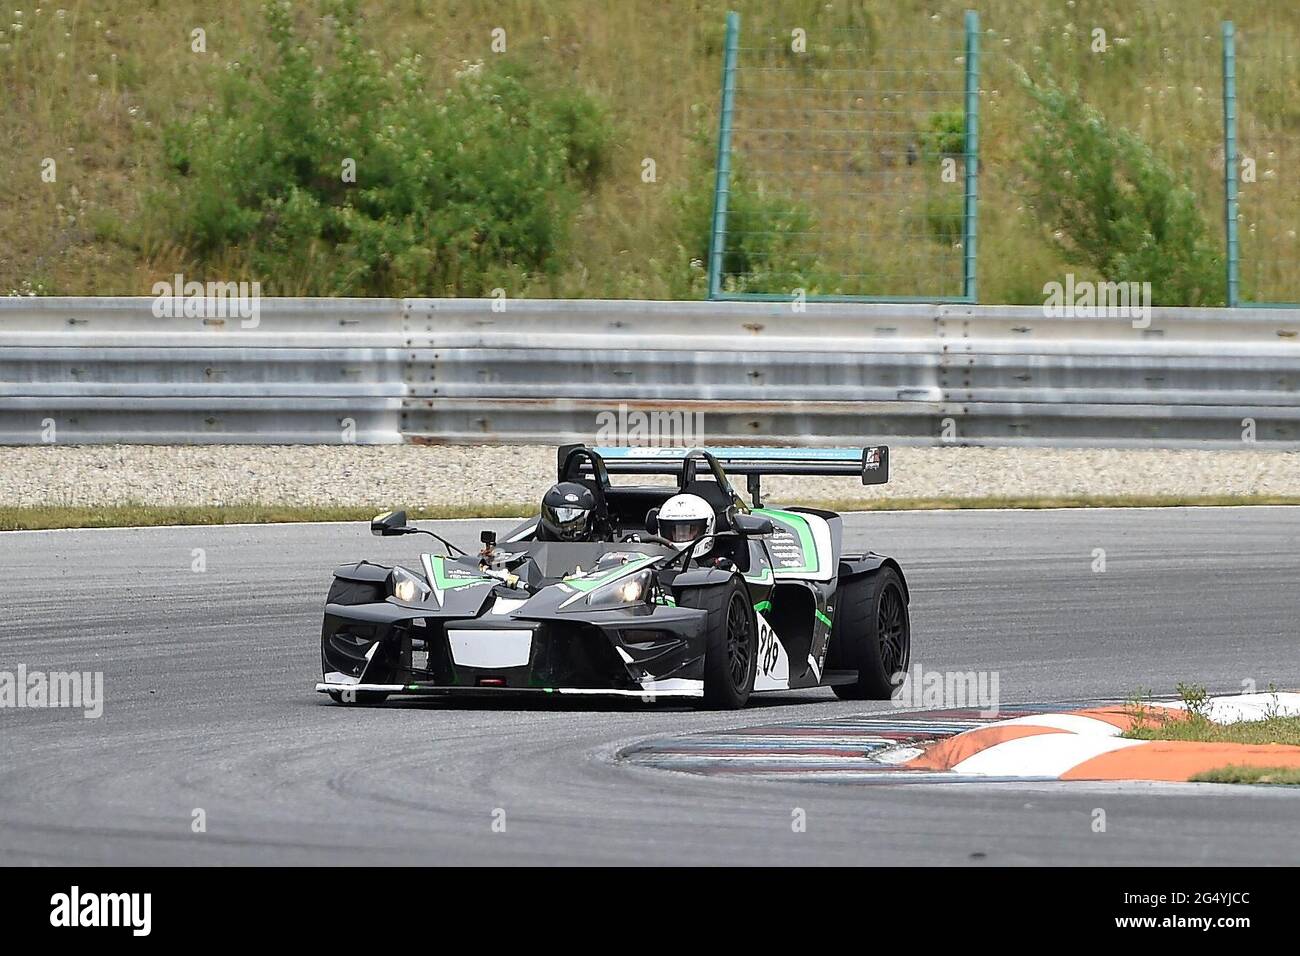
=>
[912,693,1300,781]
[620,694,1300,783]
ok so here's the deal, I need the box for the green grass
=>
[1124,683,1300,746]
[5,1,1300,302]
[0,502,534,532]
[1191,766,1300,785]
[1126,714,1300,746]
[3,494,1298,531]
[808,494,1300,513]
[1123,684,1300,786]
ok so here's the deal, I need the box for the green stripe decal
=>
[815,609,833,628]
[752,508,821,576]
[428,555,492,590]
[754,600,772,614]
[562,555,658,592]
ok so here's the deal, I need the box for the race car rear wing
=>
[558,444,888,507]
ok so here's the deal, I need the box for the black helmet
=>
[539,482,597,541]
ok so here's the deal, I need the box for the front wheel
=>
[830,567,910,700]
[679,577,757,709]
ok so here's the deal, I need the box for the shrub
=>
[672,130,823,296]
[921,109,966,158]
[1017,71,1225,306]
[143,0,611,296]
[920,193,964,245]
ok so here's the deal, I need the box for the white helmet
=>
[658,493,715,557]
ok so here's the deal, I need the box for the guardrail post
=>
[962,10,980,303]
[707,11,741,300]
[1221,21,1241,308]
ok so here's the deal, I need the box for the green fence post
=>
[962,10,980,302]
[1222,20,1240,308]
[707,11,741,300]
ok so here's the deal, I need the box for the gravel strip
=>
[3,445,1299,509]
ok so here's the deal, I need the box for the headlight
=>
[389,566,430,604]
[586,568,654,610]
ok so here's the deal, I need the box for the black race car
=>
[316,445,910,709]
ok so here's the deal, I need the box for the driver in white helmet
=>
[656,493,717,561]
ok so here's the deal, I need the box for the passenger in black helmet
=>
[537,482,599,541]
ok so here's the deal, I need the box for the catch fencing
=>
[707,7,1300,307]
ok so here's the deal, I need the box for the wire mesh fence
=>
[707,9,978,302]
[985,14,1227,308]
[1231,17,1300,306]
[703,3,1300,308]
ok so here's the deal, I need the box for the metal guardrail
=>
[0,297,405,444]
[2,297,1299,448]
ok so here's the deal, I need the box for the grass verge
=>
[1124,683,1300,744]
[0,503,535,532]
[808,494,1300,513]
[1190,766,1300,785]
[1125,713,1300,746]
[3,494,1300,531]
[1122,684,1300,785]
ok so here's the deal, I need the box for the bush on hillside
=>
[145,0,611,296]
[1018,71,1225,306]
[671,128,824,296]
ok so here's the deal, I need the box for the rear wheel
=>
[830,567,910,700]
[679,577,757,709]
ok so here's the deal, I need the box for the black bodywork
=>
[317,445,906,703]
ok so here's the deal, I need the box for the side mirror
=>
[733,513,775,536]
[371,510,412,537]
[645,508,660,535]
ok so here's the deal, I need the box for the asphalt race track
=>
[2,507,1298,865]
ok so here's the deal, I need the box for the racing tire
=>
[680,577,758,709]
[830,567,910,700]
